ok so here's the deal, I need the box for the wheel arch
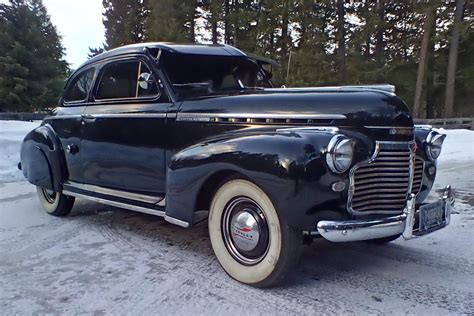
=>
[195,169,250,213]
[20,124,68,191]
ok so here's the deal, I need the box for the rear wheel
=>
[36,187,75,216]
[209,179,302,288]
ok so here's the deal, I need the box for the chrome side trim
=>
[46,113,168,120]
[276,127,339,133]
[177,112,346,121]
[84,113,167,119]
[164,215,189,228]
[365,126,413,130]
[46,115,82,120]
[156,197,166,207]
[63,190,166,217]
[64,181,163,204]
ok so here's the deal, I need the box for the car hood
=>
[178,87,413,127]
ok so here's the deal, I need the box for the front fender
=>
[20,124,67,191]
[165,129,349,230]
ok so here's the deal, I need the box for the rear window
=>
[63,68,95,103]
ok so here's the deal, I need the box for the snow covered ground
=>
[0,120,473,315]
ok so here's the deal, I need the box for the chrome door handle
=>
[66,144,78,154]
[81,114,96,121]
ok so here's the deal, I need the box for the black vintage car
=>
[20,43,454,287]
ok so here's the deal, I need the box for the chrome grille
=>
[411,158,424,195]
[348,142,414,214]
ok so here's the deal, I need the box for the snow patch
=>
[437,128,474,165]
[0,120,41,183]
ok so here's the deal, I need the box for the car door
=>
[49,66,96,184]
[80,57,172,197]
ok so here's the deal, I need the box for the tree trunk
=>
[375,0,385,67]
[337,0,346,84]
[189,4,196,43]
[281,2,290,82]
[224,0,230,44]
[413,4,436,119]
[211,19,218,44]
[444,0,464,118]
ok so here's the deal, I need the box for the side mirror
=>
[138,72,154,90]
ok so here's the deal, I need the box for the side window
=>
[63,68,95,103]
[96,60,159,100]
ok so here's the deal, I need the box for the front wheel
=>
[36,187,75,216]
[209,179,302,288]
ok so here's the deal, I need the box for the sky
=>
[1,0,106,69]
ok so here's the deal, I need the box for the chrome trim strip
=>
[167,112,177,119]
[156,197,166,207]
[164,215,189,228]
[46,115,82,120]
[47,113,168,120]
[63,190,166,217]
[84,113,167,119]
[64,181,163,204]
[364,126,413,130]
[276,127,339,133]
[177,113,346,121]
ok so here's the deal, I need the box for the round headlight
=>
[326,135,355,173]
[426,131,446,161]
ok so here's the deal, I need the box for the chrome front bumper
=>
[316,186,454,242]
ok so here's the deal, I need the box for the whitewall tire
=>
[209,179,302,287]
[36,186,75,216]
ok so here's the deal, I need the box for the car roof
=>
[77,42,278,70]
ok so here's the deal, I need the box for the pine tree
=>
[0,0,68,112]
[102,0,147,49]
[146,0,197,42]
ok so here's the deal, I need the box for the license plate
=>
[418,201,445,232]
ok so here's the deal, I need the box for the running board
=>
[62,190,189,228]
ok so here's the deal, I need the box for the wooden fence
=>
[414,117,474,130]
[0,112,47,121]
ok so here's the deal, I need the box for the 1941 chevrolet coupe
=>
[20,43,454,287]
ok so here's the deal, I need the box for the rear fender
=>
[20,124,67,191]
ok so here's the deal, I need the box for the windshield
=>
[162,53,271,98]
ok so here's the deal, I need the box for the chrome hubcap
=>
[230,210,260,252]
[222,197,270,265]
[42,189,57,204]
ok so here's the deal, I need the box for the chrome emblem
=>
[230,211,260,251]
